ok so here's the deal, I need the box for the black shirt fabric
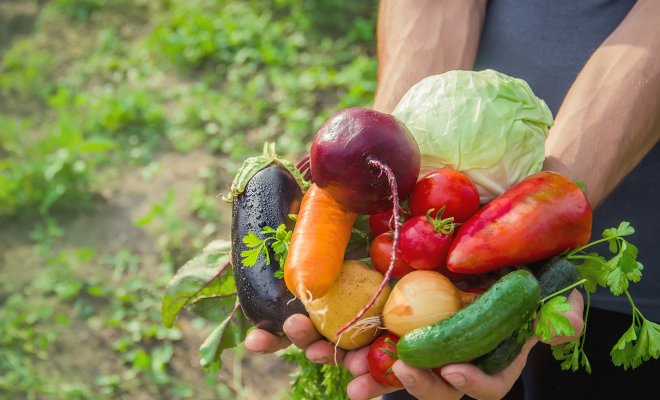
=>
[474,0,660,322]
[383,2,658,399]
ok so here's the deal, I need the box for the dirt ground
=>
[0,149,297,399]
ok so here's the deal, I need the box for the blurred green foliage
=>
[0,0,379,397]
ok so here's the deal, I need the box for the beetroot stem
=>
[296,156,312,181]
[296,155,310,171]
[336,158,401,335]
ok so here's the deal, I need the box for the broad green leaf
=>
[189,295,237,322]
[161,240,234,328]
[199,302,252,371]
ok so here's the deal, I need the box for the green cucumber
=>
[397,269,540,369]
[474,257,579,374]
[537,257,579,298]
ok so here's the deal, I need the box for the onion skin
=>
[309,107,421,214]
[382,270,463,337]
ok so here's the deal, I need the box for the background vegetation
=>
[0,0,378,398]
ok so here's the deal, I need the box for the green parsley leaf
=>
[280,347,352,400]
[603,221,635,240]
[240,240,268,267]
[536,296,575,342]
[574,179,587,193]
[563,221,660,371]
[262,225,277,234]
[575,253,608,293]
[242,231,263,248]
[610,310,660,370]
[552,340,590,373]
[239,224,293,279]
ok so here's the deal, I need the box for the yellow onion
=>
[382,270,467,337]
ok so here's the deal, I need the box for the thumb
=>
[439,337,538,400]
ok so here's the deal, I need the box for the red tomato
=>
[370,233,415,279]
[409,169,480,223]
[398,215,454,270]
[369,211,394,236]
[367,332,402,388]
[369,208,410,237]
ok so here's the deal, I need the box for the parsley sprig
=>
[280,347,352,400]
[533,221,660,372]
[240,223,292,279]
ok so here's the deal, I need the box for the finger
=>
[439,337,538,400]
[244,329,291,353]
[283,314,323,349]
[343,347,371,377]
[392,361,462,400]
[346,373,398,400]
[495,336,538,384]
[305,339,346,365]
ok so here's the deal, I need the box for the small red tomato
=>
[369,208,410,237]
[369,211,395,236]
[409,169,480,223]
[367,332,402,388]
[398,213,454,270]
[370,233,415,279]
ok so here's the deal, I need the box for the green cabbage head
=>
[392,69,553,203]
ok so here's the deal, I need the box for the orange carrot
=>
[284,183,357,301]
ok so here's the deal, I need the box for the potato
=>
[304,260,391,350]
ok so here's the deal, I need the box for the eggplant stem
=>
[337,158,400,336]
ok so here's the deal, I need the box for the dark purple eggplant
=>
[231,163,308,334]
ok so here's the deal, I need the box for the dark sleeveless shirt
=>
[474,0,659,322]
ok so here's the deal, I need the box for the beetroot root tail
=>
[296,155,312,182]
[336,158,401,336]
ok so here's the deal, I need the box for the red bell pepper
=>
[446,171,592,275]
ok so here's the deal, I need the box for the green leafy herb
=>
[535,221,658,372]
[535,296,575,341]
[567,221,642,296]
[610,306,660,369]
[574,179,587,193]
[240,223,292,279]
[552,337,591,372]
[279,347,352,400]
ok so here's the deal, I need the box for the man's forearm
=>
[543,0,660,208]
[373,0,487,113]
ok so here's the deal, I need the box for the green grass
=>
[0,0,379,397]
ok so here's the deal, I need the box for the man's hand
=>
[244,289,584,400]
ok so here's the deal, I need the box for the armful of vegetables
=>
[159,69,658,399]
